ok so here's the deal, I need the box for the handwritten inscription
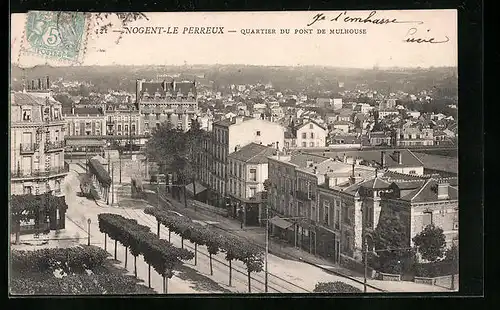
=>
[404,28,450,44]
[307,11,424,27]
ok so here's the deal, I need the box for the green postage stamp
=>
[20,11,89,64]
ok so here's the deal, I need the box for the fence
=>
[414,274,458,290]
[191,200,228,217]
[378,272,401,281]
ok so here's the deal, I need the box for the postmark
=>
[19,11,90,65]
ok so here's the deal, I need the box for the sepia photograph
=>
[9,10,460,295]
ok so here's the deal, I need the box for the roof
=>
[229,143,275,164]
[296,120,327,131]
[359,177,391,189]
[88,159,112,186]
[402,179,459,203]
[213,116,254,127]
[11,91,59,106]
[333,120,352,126]
[140,80,196,98]
[316,149,424,168]
[288,152,330,168]
[411,152,458,174]
[64,107,103,116]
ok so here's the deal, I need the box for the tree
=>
[412,224,446,262]
[313,281,362,293]
[372,213,408,274]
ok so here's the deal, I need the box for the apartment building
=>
[395,127,434,147]
[104,103,142,145]
[227,143,276,225]
[136,78,198,133]
[200,116,285,207]
[285,120,327,149]
[10,80,68,232]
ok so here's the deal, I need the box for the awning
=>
[65,139,106,147]
[269,216,293,229]
[185,182,207,195]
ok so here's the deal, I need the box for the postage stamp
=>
[19,11,89,65]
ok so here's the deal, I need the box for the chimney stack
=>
[351,163,355,178]
[381,151,386,167]
[46,76,50,90]
[38,78,42,90]
[437,181,449,200]
[31,80,35,90]
[396,150,402,164]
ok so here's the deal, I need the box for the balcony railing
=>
[11,165,70,179]
[45,140,65,152]
[20,143,38,154]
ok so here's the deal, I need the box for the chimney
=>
[38,78,42,90]
[173,80,177,91]
[396,150,403,164]
[343,153,347,163]
[235,116,244,124]
[306,160,314,167]
[437,181,449,200]
[381,151,386,167]
[71,105,75,115]
[324,173,329,188]
[31,80,35,90]
[313,166,317,174]
[351,163,355,178]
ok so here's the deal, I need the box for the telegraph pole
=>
[264,201,269,293]
[364,238,368,293]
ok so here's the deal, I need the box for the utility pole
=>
[111,162,115,205]
[264,201,269,293]
[364,238,368,293]
[119,149,122,184]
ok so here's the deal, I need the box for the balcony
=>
[20,143,38,154]
[45,141,65,152]
[11,164,70,180]
[296,190,315,201]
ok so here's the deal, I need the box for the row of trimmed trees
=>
[98,213,194,293]
[144,207,264,292]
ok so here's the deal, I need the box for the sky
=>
[11,10,457,68]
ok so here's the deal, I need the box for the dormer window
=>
[22,109,32,121]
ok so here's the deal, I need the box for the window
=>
[301,132,307,139]
[131,125,136,133]
[302,142,307,147]
[145,122,149,129]
[156,114,160,120]
[309,124,314,129]
[453,222,459,230]
[335,210,340,230]
[118,125,122,131]
[422,211,433,228]
[23,186,32,194]
[409,170,416,175]
[323,201,330,225]
[310,132,314,139]
[298,201,303,216]
[309,142,314,147]
[256,131,261,136]
[249,187,256,198]
[249,168,257,181]
[22,109,32,121]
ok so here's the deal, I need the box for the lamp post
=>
[363,230,373,293]
[87,218,92,246]
[263,215,305,293]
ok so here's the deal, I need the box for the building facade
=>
[395,127,434,147]
[136,78,198,133]
[200,116,285,206]
[10,81,69,232]
[293,120,327,149]
[105,103,142,145]
[227,143,276,225]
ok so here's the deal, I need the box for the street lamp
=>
[363,230,374,293]
[263,214,306,293]
[87,218,92,246]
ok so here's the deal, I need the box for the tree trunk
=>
[125,246,128,268]
[134,255,137,277]
[114,240,117,260]
[229,260,232,286]
[209,253,213,275]
[183,184,188,208]
[163,275,166,293]
[148,264,151,288]
[15,221,20,245]
[104,233,107,251]
[194,243,197,265]
[192,179,196,201]
[248,271,251,293]
[157,221,160,238]
[181,237,184,249]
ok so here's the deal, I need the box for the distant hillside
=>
[10,64,458,97]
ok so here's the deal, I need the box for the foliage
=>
[412,224,447,262]
[313,281,362,293]
[414,259,457,278]
[11,246,109,275]
[10,272,153,295]
[98,213,193,278]
[372,213,408,274]
[10,193,68,226]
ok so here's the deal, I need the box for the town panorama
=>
[10,64,458,294]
